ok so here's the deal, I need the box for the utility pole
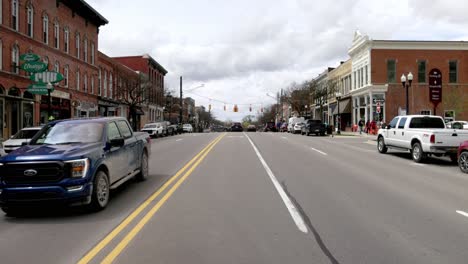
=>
[179,76,183,124]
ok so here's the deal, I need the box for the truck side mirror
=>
[110,138,125,148]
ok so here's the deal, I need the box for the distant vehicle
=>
[183,124,193,133]
[302,119,326,136]
[231,122,243,132]
[1,126,42,154]
[141,122,164,138]
[164,121,178,136]
[264,122,277,132]
[288,117,305,133]
[247,125,257,132]
[0,117,151,214]
[293,122,305,134]
[446,121,468,129]
[280,123,288,132]
[211,125,227,132]
[458,141,468,173]
[377,115,468,163]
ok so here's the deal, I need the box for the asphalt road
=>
[0,132,467,264]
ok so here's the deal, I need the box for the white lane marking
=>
[176,139,183,142]
[227,136,244,138]
[411,163,425,167]
[243,132,308,234]
[282,136,288,139]
[456,210,468,218]
[365,140,376,145]
[310,147,328,156]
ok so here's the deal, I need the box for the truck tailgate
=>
[433,130,468,147]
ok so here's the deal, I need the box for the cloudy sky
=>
[87,0,468,121]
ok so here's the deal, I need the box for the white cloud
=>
[87,0,468,121]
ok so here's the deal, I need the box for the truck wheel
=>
[377,136,388,154]
[90,171,110,211]
[136,152,149,181]
[459,152,468,173]
[412,142,426,163]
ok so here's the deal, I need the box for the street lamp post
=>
[335,92,342,135]
[400,72,413,115]
[304,105,308,118]
[47,82,53,120]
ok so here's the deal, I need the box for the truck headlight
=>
[65,159,90,178]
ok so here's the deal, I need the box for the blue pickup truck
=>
[0,117,151,214]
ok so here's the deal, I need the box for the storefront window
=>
[22,102,34,127]
[0,98,3,140]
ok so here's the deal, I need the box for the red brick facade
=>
[0,0,107,139]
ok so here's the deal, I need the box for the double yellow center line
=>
[78,133,226,264]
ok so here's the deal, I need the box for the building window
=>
[43,56,49,70]
[91,76,95,95]
[54,21,60,49]
[109,73,113,98]
[76,71,80,91]
[417,60,426,83]
[444,110,455,122]
[420,110,431,115]
[98,68,102,96]
[27,4,34,37]
[353,71,356,89]
[103,71,107,97]
[91,43,95,65]
[11,44,19,74]
[76,33,80,59]
[64,65,69,87]
[449,60,458,83]
[11,0,18,31]
[387,59,396,83]
[54,61,59,72]
[0,40,2,71]
[365,65,368,85]
[64,27,69,53]
[43,14,49,44]
[83,38,88,63]
[84,74,88,92]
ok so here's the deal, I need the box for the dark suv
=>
[231,122,243,132]
[302,119,326,136]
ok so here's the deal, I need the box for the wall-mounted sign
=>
[31,71,64,83]
[428,68,442,105]
[27,83,54,95]
[21,61,48,73]
[20,53,41,62]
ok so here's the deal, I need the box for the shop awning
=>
[332,98,351,115]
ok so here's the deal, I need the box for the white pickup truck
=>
[377,115,468,163]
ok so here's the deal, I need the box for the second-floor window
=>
[449,60,458,83]
[84,74,88,92]
[0,40,3,71]
[54,61,59,72]
[418,60,426,83]
[43,14,49,44]
[98,68,102,96]
[91,76,95,95]
[27,4,34,37]
[387,59,396,83]
[109,73,113,98]
[11,0,18,31]
[76,33,80,59]
[11,44,19,74]
[64,66,69,87]
[76,71,80,91]
[54,22,60,49]
[91,43,95,65]
[64,27,69,53]
[103,71,107,97]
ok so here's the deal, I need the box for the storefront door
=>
[0,98,4,140]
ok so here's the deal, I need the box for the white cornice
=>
[371,40,468,50]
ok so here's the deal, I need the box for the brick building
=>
[0,0,107,139]
[113,54,168,125]
[349,31,468,126]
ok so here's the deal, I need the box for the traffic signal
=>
[249,104,252,112]
[224,104,226,111]
[233,105,238,112]
[209,104,211,111]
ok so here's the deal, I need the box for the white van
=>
[288,117,305,133]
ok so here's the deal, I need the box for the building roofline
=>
[59,0,108,26]
[112,55,168,75]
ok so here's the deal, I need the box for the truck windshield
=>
[30,123,104,145]
[409,117,446,129]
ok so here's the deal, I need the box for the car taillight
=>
[430,134,435,144]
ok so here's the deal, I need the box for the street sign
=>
[27,83,54,95]
[428,68,442,104]
[31,71,64,83]
[21,61,48,73]
[372,98,385,104]
[20,53,40,62]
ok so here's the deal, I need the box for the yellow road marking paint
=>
[77,134,225,264]
[101,133,226,264]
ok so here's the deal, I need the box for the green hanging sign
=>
[21,61,48,73]
[27,83,54,95]
[31,71,64,83]
[20,53,41,62]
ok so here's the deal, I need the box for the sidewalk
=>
[332,131,378,141]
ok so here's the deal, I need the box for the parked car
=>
[377,115,468,163]
[280,123,288,132]
[247,125,257,132]
[264,122,277,132]
[1,126,42,154]
[141,122,164,138]
[183,124,193,133]
[231,122,244,132]
[293,122,305,134]
[0,117,151,214]
[288,117,305,133]
[447,121,468,129]
[458,141,468,173]
[301,119,327,136]
[165,121,178,136]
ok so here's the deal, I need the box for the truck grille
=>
[1,162,65,184]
